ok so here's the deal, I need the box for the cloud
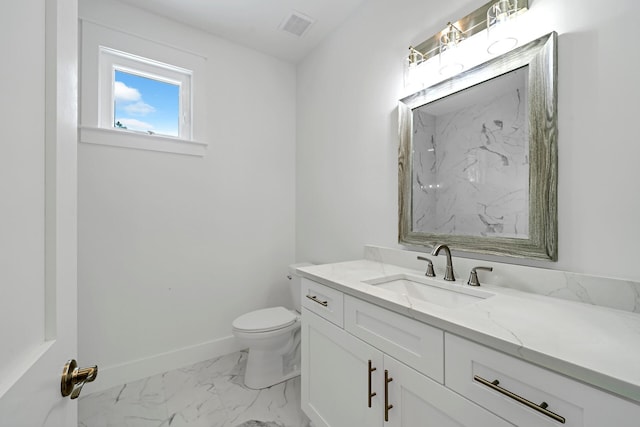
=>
[117,118,154,131]
[124,101,156,116]
[114,81,141,102]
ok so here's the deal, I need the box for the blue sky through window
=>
[114,69,180,137]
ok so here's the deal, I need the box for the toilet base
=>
[244,354,300,390]
[242,327,301,389]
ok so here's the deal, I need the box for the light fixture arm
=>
[407,46,424,67]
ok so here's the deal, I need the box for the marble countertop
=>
[297,259,640,403]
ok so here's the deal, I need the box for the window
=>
[99,47,192,140]
[80,21,207,156]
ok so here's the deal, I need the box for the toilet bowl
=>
[232,263,310,389]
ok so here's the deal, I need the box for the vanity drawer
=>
[445,333,640,427]
[301,278,344,327]
[344,295,444,383]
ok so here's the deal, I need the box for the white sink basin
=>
[363,274,494,309]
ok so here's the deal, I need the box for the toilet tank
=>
[288,263,313,313]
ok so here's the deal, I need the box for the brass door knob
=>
[61,359,98,399]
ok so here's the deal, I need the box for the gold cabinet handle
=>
[306,294,328,307]
[61,359,98,399]
[473,375,566,424]
[384,369,393,422]
[368,360,377,408]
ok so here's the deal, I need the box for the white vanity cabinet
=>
[301,279,513,427]
[299,261,640,427]
[301,278,640,426]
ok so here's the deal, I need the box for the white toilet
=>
[232,263,310,389]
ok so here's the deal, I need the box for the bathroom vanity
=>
[298,256,640,427]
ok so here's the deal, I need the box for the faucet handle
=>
[467,266,493,287]
[417,256,436,277]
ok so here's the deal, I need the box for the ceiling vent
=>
[279,11,315,37]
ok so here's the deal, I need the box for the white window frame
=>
[80,20,207,156]
[99,47,192,140]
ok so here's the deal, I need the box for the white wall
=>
[78,0,296,389]
[297,0,640,282]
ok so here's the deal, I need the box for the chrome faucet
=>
[431,244,455,281]
[467,266,493,286]
[417,256,436,277]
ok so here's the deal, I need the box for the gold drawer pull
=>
[474,375,566,424]
[368,360,377,408]
[384,369,393,422]
[306,294,328,306]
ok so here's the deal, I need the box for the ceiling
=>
[117,0,368,63]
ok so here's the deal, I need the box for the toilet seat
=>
[232,306,297,333]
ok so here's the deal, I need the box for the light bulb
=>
[487,0,520,55]
[439,23,464,77]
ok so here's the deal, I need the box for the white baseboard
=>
[86,335,244,394]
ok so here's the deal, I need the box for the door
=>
[301,309,383,427]
[0,0,79,426]
[384,356,514,427]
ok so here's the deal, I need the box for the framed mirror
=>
[398,32,557,260]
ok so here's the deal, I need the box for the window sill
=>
[79,126,207,156]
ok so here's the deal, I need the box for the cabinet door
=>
[302,308,383,427]
[384,356,514,427]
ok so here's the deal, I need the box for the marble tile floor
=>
[79,350,311,427]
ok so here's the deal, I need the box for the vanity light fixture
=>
[439,22,465,76]
[403,0,528,84]
[487,0,524,55]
